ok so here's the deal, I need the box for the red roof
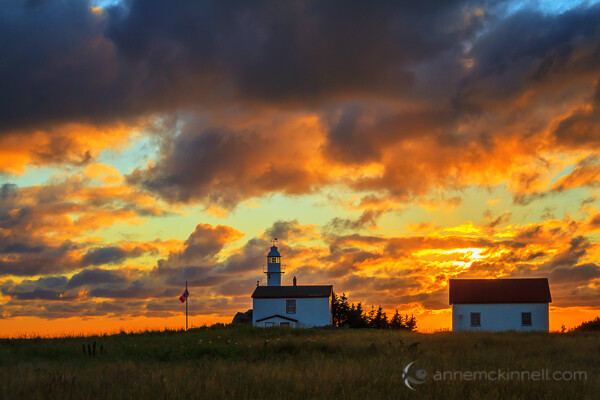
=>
[449,278,552,304]
[252,285,332,299]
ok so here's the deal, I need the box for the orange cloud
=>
[0,123,139,175]
[2,1,600,336]
[1,216,598,334]
[552,156,600,192]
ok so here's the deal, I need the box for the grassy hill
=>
[1,327,598,399]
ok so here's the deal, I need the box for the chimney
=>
[257,280,259,286]
[293,276,297,286]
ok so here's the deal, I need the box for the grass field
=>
[1,327,598,399]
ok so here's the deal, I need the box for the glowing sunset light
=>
[1,0,600,338]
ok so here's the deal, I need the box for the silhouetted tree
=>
[348,302,368,328]
[390,310,403,330]
[571,316,600,332]
[370,306,388,329]
[331,292,351,327]
[404,314,417,331]
[331,292,341,326]
[367,305,376,327]
[330,292,417,330]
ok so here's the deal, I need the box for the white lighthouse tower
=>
[252,240,333,328]
[265,240,284,286]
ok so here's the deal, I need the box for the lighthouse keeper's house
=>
[449,278,552,332]
[251,243,332,328]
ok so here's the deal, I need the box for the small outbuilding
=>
[251,243,332,328]
[449,278,552,332]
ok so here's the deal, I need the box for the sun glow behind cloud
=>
[1,0,600,336]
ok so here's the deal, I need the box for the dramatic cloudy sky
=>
[1,0,600,335]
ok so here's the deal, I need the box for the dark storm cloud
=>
[0,183,17,199]
[0,276,73,301]
[81,246,144,266]
[1,268,133,302]
[7,288,77,301]
[0,241,80,276]
[553,85,600,149]
[550,263,600,284]
[66,268,125,289]
[320,4,600,168]
[0,240,152,277]
[1,276,67,295]
[88,283,148,299]
[2,0,600,207]
[159,265,227,288]
[105,0,475,102]
[0,0,479,134]
[454,4,600,114]
[219,237,269,274]
[0,0,115,132]
[0,265,180,304]
[1,293,241,319]
[126,122,327,206]
[3,299,150,319]
[0,0,492,204]
[156,223,243,277]
[321,102,457,165]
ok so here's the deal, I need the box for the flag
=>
[179,288,189,303]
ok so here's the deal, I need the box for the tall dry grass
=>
[1,327,597,399]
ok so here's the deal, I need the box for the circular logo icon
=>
[402,361,427,390]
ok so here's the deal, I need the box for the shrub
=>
[571,316,600,332]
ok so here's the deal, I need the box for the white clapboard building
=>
[252,243,332,328]
[449,278,552,332]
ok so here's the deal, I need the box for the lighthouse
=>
[252,240,333,328]
[265,240,284,286]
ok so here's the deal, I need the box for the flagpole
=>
[185,280,188,331]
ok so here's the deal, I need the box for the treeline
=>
[331,292,417,330]
[571,316,600,332]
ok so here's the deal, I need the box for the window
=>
[286,299,296,314]
[470,312,481,327]
[522,312,532,326]
[270,257,279,263]
[265,322,275,327]
[280,322,290,327]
